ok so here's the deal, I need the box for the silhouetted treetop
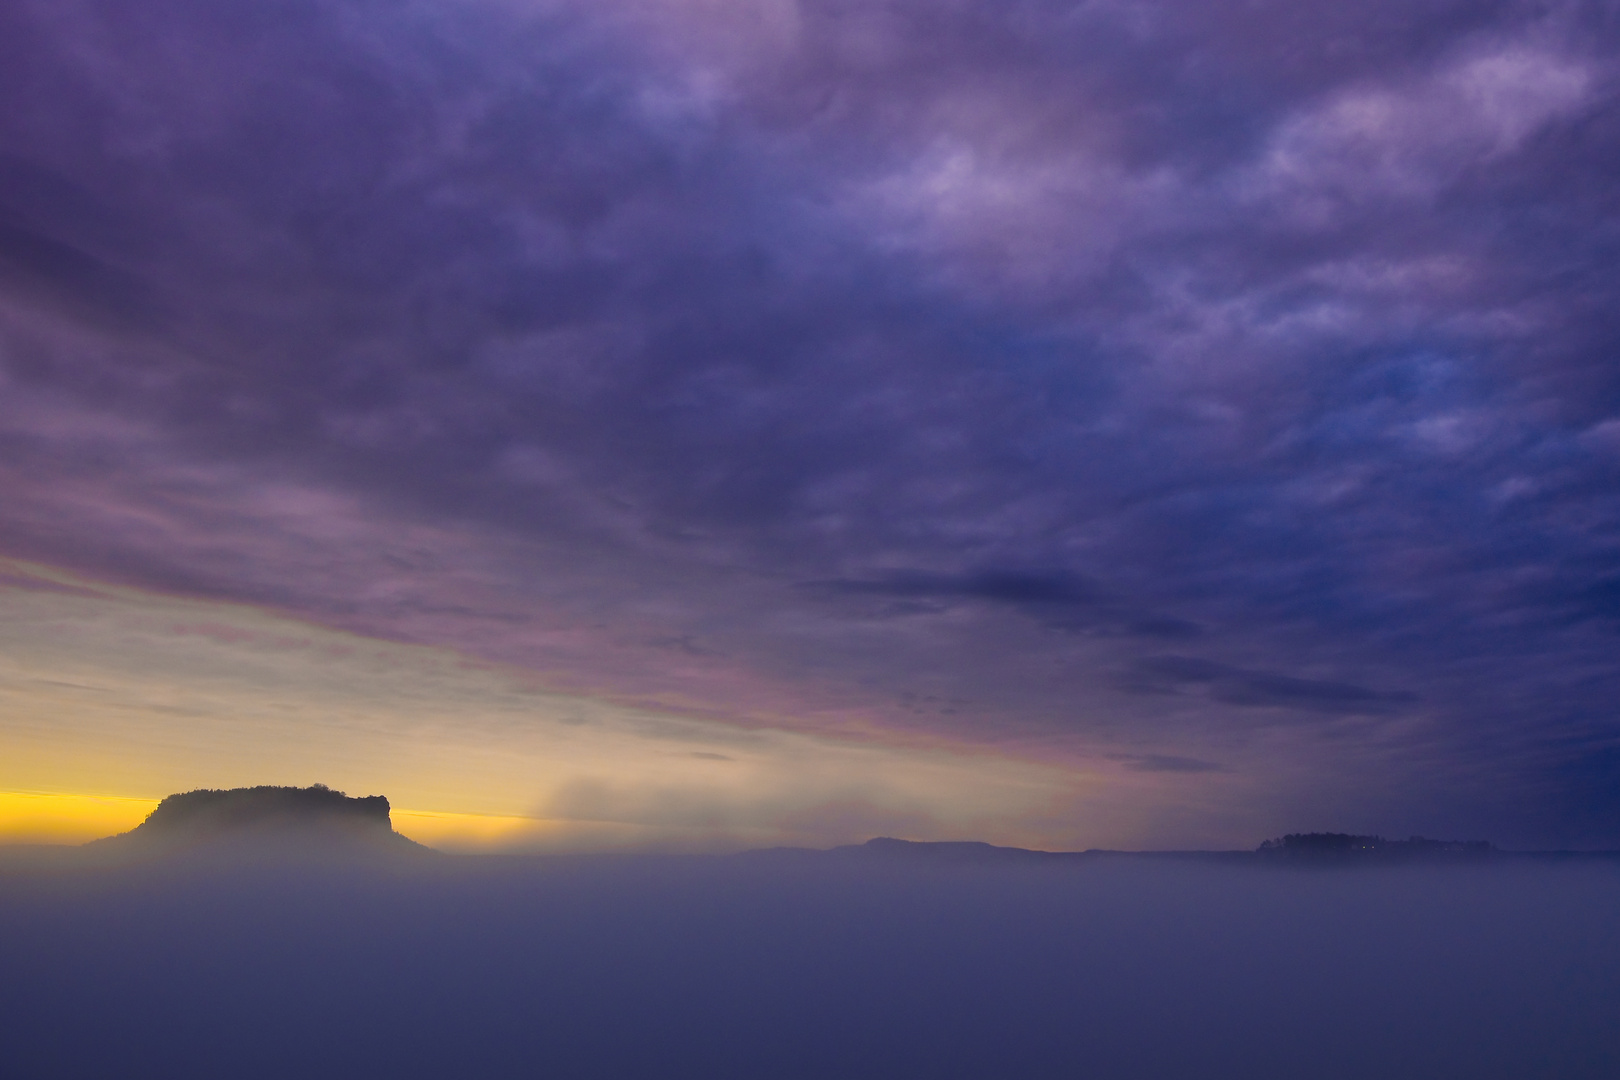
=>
[1257,832,1494,862]
[137,784,393,834]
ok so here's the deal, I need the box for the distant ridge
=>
[1255,832,1495,863]
[832,837,1246,863]
[89,784,431,856]
[740,834,1601,866]
[742,837,1251,865]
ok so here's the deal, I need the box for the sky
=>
[1,0,1618,849]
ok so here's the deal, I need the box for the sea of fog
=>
[2,848,1617,1079]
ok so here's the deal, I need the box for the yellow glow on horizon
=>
[0,790,159,845]
[0,793,701,852]
[0,795,908,853]
[0,556,1132,852]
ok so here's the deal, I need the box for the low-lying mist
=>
[2,847,1616,1079]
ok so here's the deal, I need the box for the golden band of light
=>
[0,557,1122,853]
[0,790,548,851]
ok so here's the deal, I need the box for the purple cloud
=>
[3,0,1620,844]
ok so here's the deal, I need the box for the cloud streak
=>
[0,559,1088,851]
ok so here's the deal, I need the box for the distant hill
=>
[89,784,431,856]
[1255,832,1495,863]
[744,834,1518,866]
[741,837,1252,865]
[835,837,1068,863]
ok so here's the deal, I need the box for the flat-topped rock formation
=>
[90,784,430,857]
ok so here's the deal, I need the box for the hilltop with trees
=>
[1256,832,1494,863]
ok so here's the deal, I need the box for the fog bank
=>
[2,850,1617,1079]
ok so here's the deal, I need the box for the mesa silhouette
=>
[93,784,429,855]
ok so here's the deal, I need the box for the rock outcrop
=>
[92,784,430,856]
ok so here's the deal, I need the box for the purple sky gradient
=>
[3,0,1619,845]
